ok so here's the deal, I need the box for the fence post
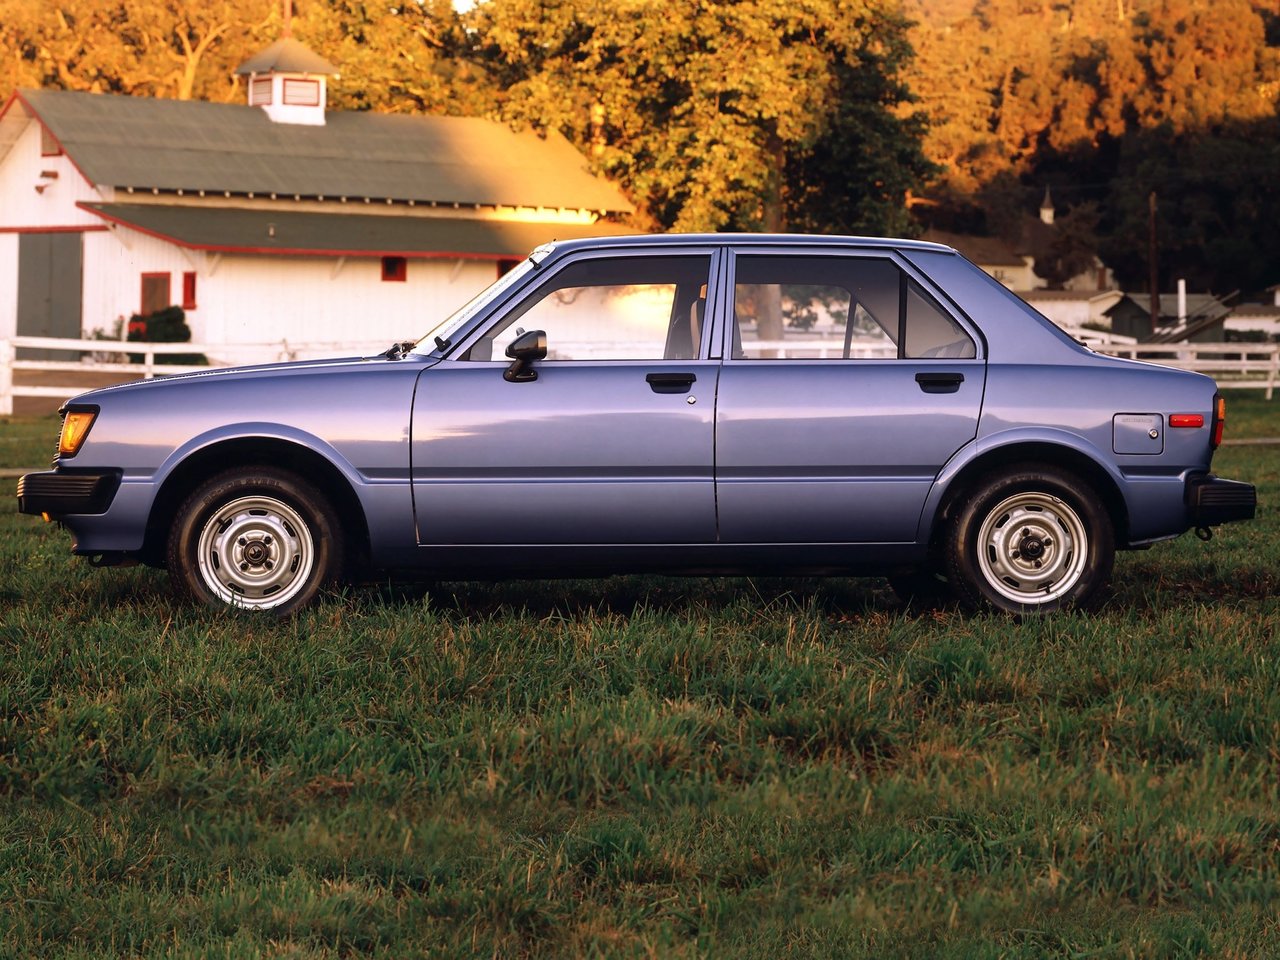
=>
[0,339,12,415]
[144,348,155,380]
[1267,347,1278,402]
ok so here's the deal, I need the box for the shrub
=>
[127,306,208,365]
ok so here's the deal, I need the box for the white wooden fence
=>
[1092,342,1279,400]
[0,336,391,415]
[1,335,1276,415]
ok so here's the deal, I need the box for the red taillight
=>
[1169,414,1204,428]
[1211,395,1226,449]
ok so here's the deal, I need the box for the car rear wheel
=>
[946,464,1113,614]
[168,467,342,613]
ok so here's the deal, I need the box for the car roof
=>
[538,232,958,258]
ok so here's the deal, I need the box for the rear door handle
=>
[915,372,964,394]
[646,372,697,393]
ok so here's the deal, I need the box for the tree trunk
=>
[756,133,786,354]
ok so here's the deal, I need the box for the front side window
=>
[467,255,711,362]
[732,255,974,360]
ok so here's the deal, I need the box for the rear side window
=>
[732,255,974,360]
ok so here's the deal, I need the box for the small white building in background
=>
[923,191,1115,298]
[1225,301,1280,340]
[1018,288,1122,331]
[922,229,1039,291]
[0,38,634,361]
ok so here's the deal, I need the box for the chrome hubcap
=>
[976,491,1087,605]
[196,495,314,609]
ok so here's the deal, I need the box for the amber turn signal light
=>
[1211,395,1226,449]
[59,410,97,457]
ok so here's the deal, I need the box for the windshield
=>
[412,256,541,354]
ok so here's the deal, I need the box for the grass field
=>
[1,396,1278,957]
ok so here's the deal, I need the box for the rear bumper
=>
[1186,475,1257,527]
[16,469,122,516]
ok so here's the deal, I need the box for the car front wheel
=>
[946,465,1114,614]
[168,467,343,613]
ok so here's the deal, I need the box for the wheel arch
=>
[923,438,1130,548]
[141,436,371,569]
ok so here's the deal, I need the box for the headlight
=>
[59,408,98,458]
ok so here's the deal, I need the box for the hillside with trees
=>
[2,0,1277,292]
[903,0,1280,294]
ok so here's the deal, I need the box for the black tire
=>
[945,464,1114,614]
[167,466,343,614]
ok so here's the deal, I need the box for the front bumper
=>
[1187,475,1257,527]
[16,469,122,516]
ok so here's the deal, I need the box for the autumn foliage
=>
[1,0,1277,291]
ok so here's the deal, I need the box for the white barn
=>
[0,38,634,362]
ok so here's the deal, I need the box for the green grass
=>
[1220,390,1280,440]
[0,413,59,470]
[1,414,1278,957]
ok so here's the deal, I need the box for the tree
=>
[1098,121,1280,295]
[785,7,936,237]
[902,0,1279,294]
[0,0,474,110]
[281,0,481,115]
[0,0,262,101]
[466,0,933,234]
[1,0,934,239]
[1033,201,1102,288]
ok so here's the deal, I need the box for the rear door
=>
[714,248,986,544]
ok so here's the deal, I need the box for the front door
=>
[715,250,986,544]
[411,252,720,545]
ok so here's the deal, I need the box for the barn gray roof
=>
[12,88,632,214]
[234,37,339,76]
[80,202,636,259]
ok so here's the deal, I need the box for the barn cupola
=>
[235,36,338,127]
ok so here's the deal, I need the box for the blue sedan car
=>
[17,234,1256,614]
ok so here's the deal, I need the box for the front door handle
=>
[915,372,964,394]
[646,372,697,393]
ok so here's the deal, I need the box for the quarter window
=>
[904,279,974,358]
[732,255,974,360]
[468,256,711,362]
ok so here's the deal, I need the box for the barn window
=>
[182,272,198,310]
[283,78,321,107]
[250,77,273,106]
[140,273,171,315]
[381,256,408,282]
[40,126,63,156]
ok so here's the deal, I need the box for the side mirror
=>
[504,329,547,383]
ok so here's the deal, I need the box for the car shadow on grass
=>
[350,574,899,622]
[1106,559,1279,612]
